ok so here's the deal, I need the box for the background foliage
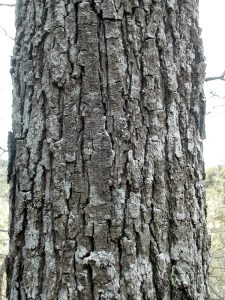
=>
[0,159,8,299]
[205,165,225,299]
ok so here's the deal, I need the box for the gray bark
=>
[7,0,209,299]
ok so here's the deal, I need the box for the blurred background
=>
[0,1,225,299]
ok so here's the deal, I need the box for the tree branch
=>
[0,3,15,7]
[205,71,225,82]
[0,146,7,153]
[0,146,8,158]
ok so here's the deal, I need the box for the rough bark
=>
[7,0,209,299]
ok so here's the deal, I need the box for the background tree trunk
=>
[7,0,209,299]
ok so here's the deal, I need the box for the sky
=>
[0,1,225,167]
[199,0,225,166]
[0,3,15,159]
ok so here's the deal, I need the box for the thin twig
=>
[0,147,8,159]
[209,282,225,300]
[0,25,14,41]
[208,91,225,100]
[206,104,225,115]
[212,247,225,255]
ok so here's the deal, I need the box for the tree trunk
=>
[7,1,209,299]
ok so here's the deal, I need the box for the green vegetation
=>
[205,165,225,299]
[0,159,8,299]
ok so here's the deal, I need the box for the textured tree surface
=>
[7,0,210,299]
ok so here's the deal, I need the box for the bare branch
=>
[206,104,225,116]
[0,147,8,159]
[205,70,225,82]
[208,91,225,100]
[212,247,225,255]
[0,147,7,153]
[209,282,224,300]
[0,3,15,7]
[0,24,14,41]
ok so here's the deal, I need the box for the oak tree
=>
[7,1,209,299]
